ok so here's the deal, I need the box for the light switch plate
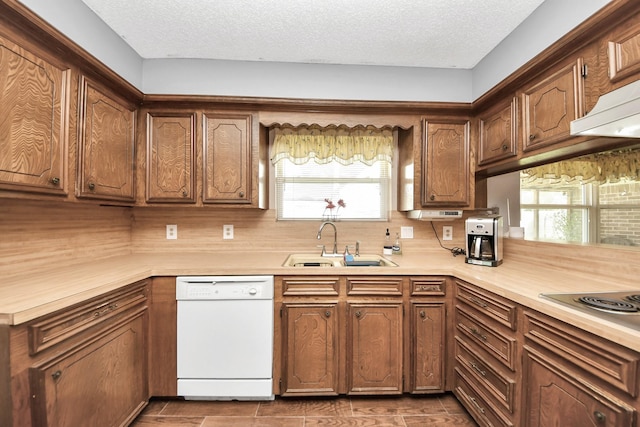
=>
[166,224,177,240]
[400,226,413,239]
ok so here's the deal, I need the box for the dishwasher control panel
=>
[176,276,274,300]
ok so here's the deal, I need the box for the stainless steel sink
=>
[282,253,398,267]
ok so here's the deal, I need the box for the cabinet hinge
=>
[581,64,588,78]
[280,307,283,317]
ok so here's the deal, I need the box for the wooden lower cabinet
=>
[0,280,149,427]
[276,275,448,397]
[281,303,339,395]
[347,302,403,394]
[523,347,635,427]
[29,310,147,427]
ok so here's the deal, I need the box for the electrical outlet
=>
[443,226,453,241]
[166,224,177,240]
[223,224,234,239]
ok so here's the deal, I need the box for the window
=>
[271,124,394,221]
[275,158,391,220]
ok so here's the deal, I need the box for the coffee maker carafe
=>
[465,216,503,267]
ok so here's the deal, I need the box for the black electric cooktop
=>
[540,290,640,331]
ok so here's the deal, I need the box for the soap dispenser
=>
[392,232,402,255]
[383,228,393,255]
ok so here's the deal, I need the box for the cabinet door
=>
[522,59,585,152]
[478,98,518,166]
[0,36,69,195]
[410,302,445,393]
[523,347,635,427]
[203,113,252,204]
[77,76,136,202]
[281,303,339,396]
[606,24,640,83]
[421,119,470,206]
[348,303,403,394]
[146,112,196,203]
[29,310,148,427]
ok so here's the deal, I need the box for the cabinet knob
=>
[325,310,331,318]
[529,134,536,141]
[88,182,95,191]
[429,194,435,201]
[239,191,245,198]
[420,310,426,318]
[593,411,606,423]
[182,191,188,197]
[50,177,60,185]
[355,311,362,318]
[501,144,508,151]
[51,370,62,381]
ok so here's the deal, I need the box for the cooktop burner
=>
[540,290,640,331]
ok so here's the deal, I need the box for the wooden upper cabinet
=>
[421,118,470,206]
[77,76,136,202]
[145,112,196,203]
[0,36,69,196]
[606,22,640,84]
[203,112,253,205]
[478,97,518,166]
[521,58,585,152]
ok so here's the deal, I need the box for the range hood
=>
[570,79,640,138]
[406,210,463,221]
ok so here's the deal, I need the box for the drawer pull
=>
[470,361,486,377]
[469,297,488,308]
[94,303,118,317]
[593,411,606,423]
[325,310,331,318]
[470,327,488,341]
[51,370,62,381]
[420,310,426,318]
[355,311,362,318]
[469,396,485,414]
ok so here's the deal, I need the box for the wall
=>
[599,181,640,246]
[130,207,467,256]
[0,199,132,280]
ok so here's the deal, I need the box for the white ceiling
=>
[79,0,546,69]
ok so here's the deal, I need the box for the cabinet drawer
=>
[281,277,340,296]
[455,337,516,413]
[409,277,446,296]
[455,280,517,330]
[455,305,517,371]
[454,368,514,427]
[28,280,149,355]
[525,310,640,397]
[346,277,403,296]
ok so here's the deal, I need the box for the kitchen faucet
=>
[317,221,339,256]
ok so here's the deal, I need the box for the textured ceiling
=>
[80,0,546,69]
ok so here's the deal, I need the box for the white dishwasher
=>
[176,275,274,400]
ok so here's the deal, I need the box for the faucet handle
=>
[355,241,360,256]
[344,245,352,256]
[317,245,327,256]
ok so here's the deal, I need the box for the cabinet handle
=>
[469,396,485,414]
[501,144,508,151]
[529,134,536,141]
[470,361,486,377]
[355,311,362,318]
[88,182,95,191]
[325,310,331,318]
[420,310,426,318]
[51,370,62,381]
[50,177,60,185]
[429,194,435,201]
[182,191,188,197]
[469,297,488,308]
[239,191,245,198]
[593,411,606,423]
[470,327,488,341]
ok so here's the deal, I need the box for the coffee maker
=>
[465,216,503,267]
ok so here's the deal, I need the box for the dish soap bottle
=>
[392,232,402,255]
[383,228,393,255]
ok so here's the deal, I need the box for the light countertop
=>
[2,250,639,352]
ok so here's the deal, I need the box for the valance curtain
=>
[521,149,640,184]
[270,124,394,165]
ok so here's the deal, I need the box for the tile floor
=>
[130,393,478,426]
